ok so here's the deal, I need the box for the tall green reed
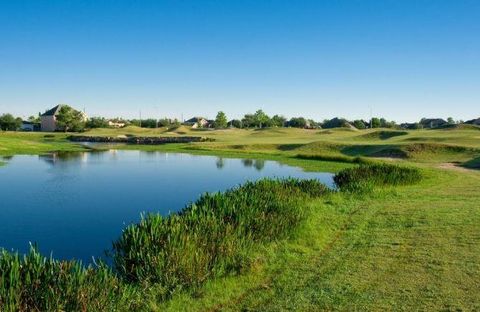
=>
[112,178,329,296]
[334,163,422,192]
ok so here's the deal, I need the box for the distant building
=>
[21,121,40,131]
[465,118,480,126]
[41,105,87,132]
[419,118,448,129]
[41,105,63,132]
[108,120,126,128]
[400,122,419,130]
[184,117,210,129]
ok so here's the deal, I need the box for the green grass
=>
[1,127,480,310]
[0,132,88,156]
[157,168,480,311]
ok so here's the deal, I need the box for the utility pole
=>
[369,107,373,129]
[139,110,142,128]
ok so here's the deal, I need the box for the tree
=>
[214,111,228,129]
[370,117,381,128]
[308,119,320,129]
[86,117,109,128]
[411,122,423,129]
[447,117,455,124]
[322,117,349,129]
[0,114,22,131]
[28,115,40,123]
[241,114,255,128]
[229,119,242,128]
[353,119,366,129]
[56,105,86,132]
[271,115,287,127]
[288,117,307,128]
[141,119,158,128]
[253,110,270,128]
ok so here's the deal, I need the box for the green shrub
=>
[112,179,329,296]
[334,163,422,192]
[0,246,133,312]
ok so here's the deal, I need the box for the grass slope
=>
[1,127,479,310]
[159,169,480,311]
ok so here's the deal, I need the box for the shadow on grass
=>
[341,144,408,159]
[463,156,480,169]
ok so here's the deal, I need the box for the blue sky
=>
[0,0,479,122]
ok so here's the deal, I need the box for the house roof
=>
[41,105,63,117]
[22,121,39,125]
[465,118,480,125]
[185,117,207,123]
[420,118,447,125]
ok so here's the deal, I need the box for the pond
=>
[0,150,334,263]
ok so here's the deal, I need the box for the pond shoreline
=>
[68,135,214,144]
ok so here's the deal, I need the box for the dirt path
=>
[438,162,477,173]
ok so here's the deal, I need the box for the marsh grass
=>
[0,245,137,312]
[334,163,422,192]
[113,179,329,297]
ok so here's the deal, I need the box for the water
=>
[0,150,334,263]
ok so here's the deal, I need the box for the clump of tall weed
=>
[112,179,329,296]
[334,163,421,192]
[0,245,135,312]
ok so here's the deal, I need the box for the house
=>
[184,117,210,129]
[465,118,480,126]
[419,118,448,129]
[41,105,63,131]
[108,120,126,128]
[41,105,88,132]
[21,121,40,131]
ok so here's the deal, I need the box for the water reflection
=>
[39,152,88,165]
[0,150,334,262]
[241,158,265,171]
[216,157,225,169]
[36,151,268,172]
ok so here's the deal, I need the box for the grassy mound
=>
[359,130,408,140]
[113,179,329,295]
[404,143,471,155]
[296,154,371,164]
[342,145,408,159]
[334,163,422,192]
[318,128,357,134]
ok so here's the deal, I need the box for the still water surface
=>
[0,150,333,262]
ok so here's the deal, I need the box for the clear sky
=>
[0,0,479,122]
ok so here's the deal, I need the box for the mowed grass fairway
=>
[1,126,479,310]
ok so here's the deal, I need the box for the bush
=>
[0,246,133,311]
[334,163,422,192]
[112,179,329,295]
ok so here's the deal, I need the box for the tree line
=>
[0,105,473,132]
